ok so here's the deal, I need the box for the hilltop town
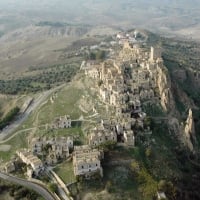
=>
[0,31,199,200]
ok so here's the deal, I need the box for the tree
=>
[0,106,20,130]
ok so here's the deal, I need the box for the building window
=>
[82,166,84,169]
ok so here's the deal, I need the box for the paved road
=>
[0,84,65,141]
[0,172,56,200]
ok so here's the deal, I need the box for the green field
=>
[53,161,76,184]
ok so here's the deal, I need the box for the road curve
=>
[0,84,65,141]
[0,172,56,200]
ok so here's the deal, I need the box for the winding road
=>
[0,172,56,200]
[0,84,65,141]
[0,84,71,199]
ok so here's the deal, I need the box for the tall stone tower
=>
[150,47,162,61]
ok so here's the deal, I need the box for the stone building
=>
[4,161,15,173]
[47,142,69,165]
[51,115,71,129]
[140,89,154,100]
[99,87,109,102]
[123,130,135,146]
[73,145,103,178]
[150,46,162,62]
[85,68,100,79]
[31,136,73,165]
[16,149,43,176]
[88,128,117,147]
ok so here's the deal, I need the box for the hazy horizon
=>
[0,0,200,39]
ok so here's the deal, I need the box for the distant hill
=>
[0,0,200,39]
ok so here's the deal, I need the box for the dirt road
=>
[0,84,65,141]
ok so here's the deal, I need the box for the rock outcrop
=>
[184,108,196,151]
[156,65,175,112]
[168,109,196,152]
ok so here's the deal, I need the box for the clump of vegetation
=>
[98,141,117,152]
[142,103,165,117]
[0,106,20,130]
[48,183,58,193]
[87,50,106,60]
[131,165,158,199]
[0,64,79,95]
[0,179,43,200]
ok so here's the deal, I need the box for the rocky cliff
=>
[184,108,196,151]
[170,108,196,151]
[156,64,175,113]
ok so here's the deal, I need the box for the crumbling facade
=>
[31,136,73,164]
[73,145,103,178]
[16,149,43,176]
[51,115,71,129]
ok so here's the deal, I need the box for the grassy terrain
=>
[20,85,84,131]
[53,161,76,184]
[0,74,99,162]
[41,86,83,121]
[0,131,28,161]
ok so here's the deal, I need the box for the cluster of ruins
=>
[13,33,181,180]
[83,40,165,150]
